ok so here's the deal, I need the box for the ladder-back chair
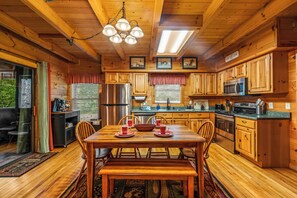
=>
[146,115,171,159]
[179,120,216,187]
[75,121,112,189]
[116,115,141,158]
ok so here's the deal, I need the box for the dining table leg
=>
[87,142,95,198]
[196,143,204,198]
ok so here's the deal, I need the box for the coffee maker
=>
[52,98,66,112]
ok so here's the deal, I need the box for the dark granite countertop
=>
[234,111,291,120]
[132,107,215,113]
[132,107,291,120]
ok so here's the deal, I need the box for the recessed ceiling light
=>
[157,30,171,53]
[157,30,193,56]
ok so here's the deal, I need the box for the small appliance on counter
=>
[215,104,225,111]
[187,100,193,109]
[255,98,266,115]
[193,100,209,110]
[141,101,151,111]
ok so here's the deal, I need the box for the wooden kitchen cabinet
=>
[247,54,271,93]
[132,73,148,95]
[105,73,131,84]
[156,112,172,119]
[118,73,131,83]
[234,63,247,78]
[217,71,225,95]
[224,67,235,81]
[247,52,288,94]
[190,73,205,95]
[171,113,189,126]
[188,113,210,132]
[190,73,216,95]
[236,122,256,159]
[205,73,217,95]
[235,117,290,167]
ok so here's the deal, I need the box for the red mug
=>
[160,125,166,134]
[156,119,161,126]
[127,119,133,127]
[122,125,128,135]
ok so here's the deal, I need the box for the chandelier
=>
[102,2,144,45]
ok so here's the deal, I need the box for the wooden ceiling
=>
[0,0,297,63]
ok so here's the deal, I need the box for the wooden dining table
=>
[84,124,206,198]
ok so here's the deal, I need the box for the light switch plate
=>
[285,103,291,110]
[268,102,274,109]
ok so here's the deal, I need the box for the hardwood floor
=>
[0,141,296,197]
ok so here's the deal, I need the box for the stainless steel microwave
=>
[223,78,247,96]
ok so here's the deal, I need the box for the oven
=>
[215,113,236,153]
[224,77,247,96]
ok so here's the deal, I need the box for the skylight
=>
[157,30,193,56]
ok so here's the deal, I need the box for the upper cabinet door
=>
[191,73,205,95]
[205,73,216,95]
[217,71,225,95]
[234,63,247,78]
[132,73,148,95]
[247,54,272,93]
[105,73,118,84]
[118,73,131,83]
[224,67,235,81]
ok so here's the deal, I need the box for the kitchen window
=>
[154,84,181,103]
[72,84,99,121]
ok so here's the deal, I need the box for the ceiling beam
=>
[21,0,100,61]
[0,10,78,63]
[39,33,65,39]
[88,0,125,60]
[160,14,203,29]
[149,0,165,60]
[176,0,231,60]
[203,0,297,60]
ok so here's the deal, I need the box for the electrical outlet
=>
[268,102,274,109]
[285,103,291,110]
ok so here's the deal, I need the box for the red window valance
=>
[67,73,102,84]
[149,73,186,85]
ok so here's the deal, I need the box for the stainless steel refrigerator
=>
[101,84,131,126]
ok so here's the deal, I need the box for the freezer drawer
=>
[101,105,129,126]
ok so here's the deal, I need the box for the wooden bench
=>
[99,158,197,198]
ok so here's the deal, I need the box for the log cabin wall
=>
[102,56,219,108]
[0,28,69,101]
[102,56,215,72]
[0,28,70,151]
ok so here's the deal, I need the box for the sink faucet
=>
[167,98,170,110]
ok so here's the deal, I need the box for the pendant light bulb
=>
[116,18,131,31]
[103,24,117,36]
[125,35,137,45]
[110,34,123,43]
[130,26,144,38]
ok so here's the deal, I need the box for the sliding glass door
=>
[0,61,34,167]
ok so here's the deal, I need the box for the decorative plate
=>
[154,131,173,137]
[115,132,135,138]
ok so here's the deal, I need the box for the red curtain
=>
[67,73,102,84]
[149,73,186,85]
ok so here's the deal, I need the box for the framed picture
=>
[156,57,172,69]
[182,57,198,69]
[130,56,146,69]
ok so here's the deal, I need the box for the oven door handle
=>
[235,82,240,93]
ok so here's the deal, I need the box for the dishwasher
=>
[134,112,156,124]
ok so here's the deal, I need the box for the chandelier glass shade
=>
[103,2,144,45]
